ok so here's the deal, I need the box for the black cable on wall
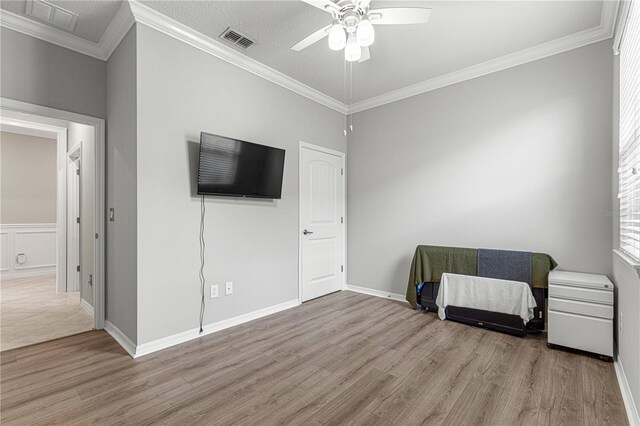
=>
[199,195,206,333]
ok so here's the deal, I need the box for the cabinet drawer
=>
[548,310,613,357]
[548,297,613,319]
[548,283,613,305]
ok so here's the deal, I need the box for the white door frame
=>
[67,143,82,293]
[298,141,347,305]
[0,115,68,293]
[1,97,106,330]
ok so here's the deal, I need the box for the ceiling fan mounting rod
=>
[332,3,366,26]
[342,11,361,31]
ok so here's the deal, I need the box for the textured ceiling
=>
[142,0,603,103]
[0,0,121,43]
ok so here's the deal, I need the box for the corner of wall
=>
[105,24,138,345]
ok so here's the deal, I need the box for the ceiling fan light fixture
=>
[344,33,361,62]
[356,18,374,47]
[328,22,346,51]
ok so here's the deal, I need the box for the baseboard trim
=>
[80,298,94,318]
[104,320,137,358]
[133,299,300,358]
[614,354,640,426]
[0,269,56,280]
[346,284,407,303]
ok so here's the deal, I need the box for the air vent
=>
[223,30,243,43]
[236,37,254,49]
[26,0,78,31]
[220,28,256,50]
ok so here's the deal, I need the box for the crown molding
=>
[613,1,632,54]
[349,0,620,114]
[1,0,619,115]
[98,1,136,59]
[0,8,105,59]
[128,1,347,114]
[602,0,622,35]
[0,0,344,113]
[0,2,134,61]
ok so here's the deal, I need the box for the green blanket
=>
[406,245,558,308]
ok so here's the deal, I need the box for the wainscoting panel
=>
[0,232,9,272]
[0,224,56,279]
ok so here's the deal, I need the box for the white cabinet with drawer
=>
[548,270,613,358]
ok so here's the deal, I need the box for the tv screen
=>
[197,132,285,199]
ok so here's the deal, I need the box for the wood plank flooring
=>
[1,275,94,351]
[0,291,628,425]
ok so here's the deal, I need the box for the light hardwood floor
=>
[0,275,94,351]
[0,291,628,425]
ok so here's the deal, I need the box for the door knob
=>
[303,229,313,235]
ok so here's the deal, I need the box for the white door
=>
[66,156,81,292]
[300,144,344,302]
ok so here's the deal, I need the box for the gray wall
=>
[348,40,613,296]
[0,131,57,223]
[135,25,346,344]
[106,27,138,343]
[0,28,106,119]
[67,123,96,307]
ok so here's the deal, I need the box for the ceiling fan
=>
[291,0,431,63]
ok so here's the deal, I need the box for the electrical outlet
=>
[210,284,218,299]
[225,281,233,296]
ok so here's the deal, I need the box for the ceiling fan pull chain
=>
[349,61,354,132]
[343,58,348,136]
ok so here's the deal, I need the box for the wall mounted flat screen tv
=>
[197,132,285,199]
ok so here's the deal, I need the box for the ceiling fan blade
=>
[291,25,331,51]
[301,0,340,14]
[369,8,431,25]
[359,46,370,63]
[358,0,372,9]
